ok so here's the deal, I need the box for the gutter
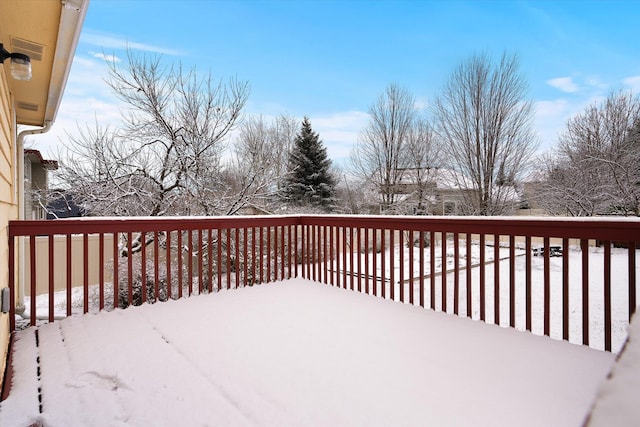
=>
[15,123,54,317]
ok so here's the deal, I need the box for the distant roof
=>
[24,148,58,170]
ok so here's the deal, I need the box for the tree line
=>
[50,50,640,218]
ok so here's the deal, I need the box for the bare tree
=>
[350,84,437,213]
[55,51,250,217]
[223,114,298,213]
[539,90,640,216]
[404,118,441,214]
[433,52,537,215]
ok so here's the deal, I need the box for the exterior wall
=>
[0,67,18,388]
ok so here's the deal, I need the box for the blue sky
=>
[39,0,640,166]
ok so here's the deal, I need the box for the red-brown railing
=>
[8,215,639,352]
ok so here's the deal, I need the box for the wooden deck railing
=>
[8,215,640,352]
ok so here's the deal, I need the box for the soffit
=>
[1,0,88,129]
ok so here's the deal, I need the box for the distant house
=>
[24,149,57,219]
[378,167,476,215]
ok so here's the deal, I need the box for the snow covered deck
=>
[1,279,615,426]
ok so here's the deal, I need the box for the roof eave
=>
[43,0,90,126]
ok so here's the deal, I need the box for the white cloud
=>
[89,51,121,63]
[414,98,429,111]
[81,31,182,56]
[311,111,370,165]
[535,99,570,118]
[546,77,580,93]
[623,75,640,92]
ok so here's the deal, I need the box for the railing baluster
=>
[267,226,273,283]
[82,233,89,313]
[494,234,500,326]
[166,231,172,299]
[381,229,386,299]
[154,231,160,300]
[67,234,72,315]
[282,226,287,281]
[127,232,133,305]
[372,228,377,296]
[294,225,299,279]
[430,231,435,310]
[9,235,15,331]
[390,229,395,299]
[259,227,265,284]
[509,235,515,328]
[199,229,204,293]
[313,225,317,282]
[479,233,485,321]
[399,230,404,302]
[251,227,257,285]
[245,227,250,286]
[543,236,550,336]
[83,234,89,313]
[342,227,348,289]
[364,228,370,294]
[30,235,36,325]
[48,235,54,322]
[466,234,472,318]
[442,232,447,312]
[329,225,335,286]
[419,231,425,308]
[141,231,147,304]
[409,230,414,305]
[178,230,184,297]
[629,241,636,320]
[99,233,105,311]
[349,227,354,291]
[323,225,328,284]
[113,232,118,309]
[562,237,569,341]
[525,236,532,331]
[216,228,222,292]
[188,230,194,294]
[604,241,612,352]
[453,232,459,315]
[581,239,589,346]
[288,225,293,280]
[357,227,362,293]
[226,228,232,289]
[235,228,240,288]
[207,229,213,293]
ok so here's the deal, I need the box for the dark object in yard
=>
[532,245,562,257]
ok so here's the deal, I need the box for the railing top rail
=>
[298,214,640,241]
[8,214,640,241]
[8,215,299,237]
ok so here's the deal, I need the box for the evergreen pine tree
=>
[284,117,336,210]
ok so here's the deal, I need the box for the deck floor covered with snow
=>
[1,279,615,426]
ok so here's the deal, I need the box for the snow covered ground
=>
[1,279,615,427]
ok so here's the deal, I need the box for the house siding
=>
[0,66,18,388]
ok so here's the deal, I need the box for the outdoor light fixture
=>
[1,43,32,81]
